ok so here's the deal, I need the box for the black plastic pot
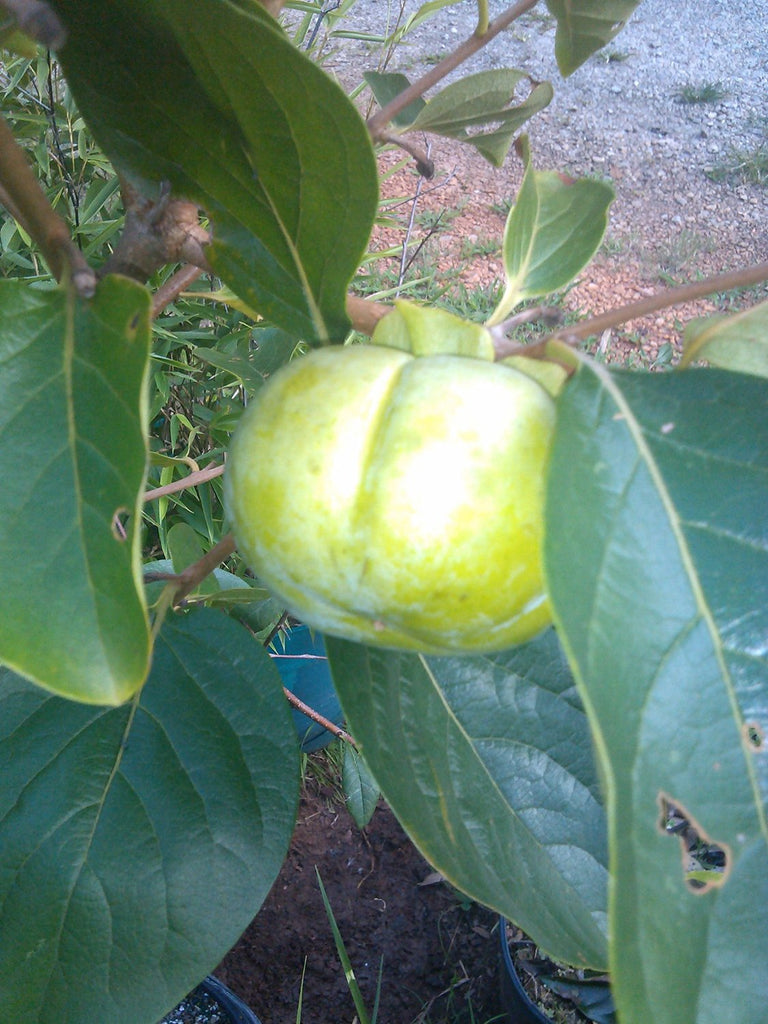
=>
[498,918,551,1024]
[162,976,262,1024]
[199,976,262,1024]
[499,919,616,1024]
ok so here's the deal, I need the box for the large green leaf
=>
[680,299,768,377]
[488,140,613,323]
[326,631,609,968]
[546,364,768,1024]
[0,277,151,704]
[49,0,378,342]
[410,69,554,166]
[545,0,643,76]
[0,608,299,1024]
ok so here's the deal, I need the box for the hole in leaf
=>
[658,794,729,893]
[744,722,764,751]
[112,509,129,541]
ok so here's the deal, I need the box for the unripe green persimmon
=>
[224,344,555,654]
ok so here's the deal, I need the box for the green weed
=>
[706,145,768,187]
[458,236,501,261]
[674,81,728,104]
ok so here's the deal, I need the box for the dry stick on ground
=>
[490,262,768,360]
[0,114,96,295]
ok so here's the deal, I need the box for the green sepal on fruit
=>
[372,299,496,360]
[225,325,556,654]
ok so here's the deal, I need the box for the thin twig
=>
[172,533,237,605]
[143,463,225,502]
[282,686,357,747]
[379,131,434,178]
[397,141,432,294]
[492,261,768,359]
[152,263,206,318]
[367,0,540,139]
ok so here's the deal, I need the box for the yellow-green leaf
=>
[680,299,768,377]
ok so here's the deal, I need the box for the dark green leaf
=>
[0,609,299,1024]
[546,365,768,1024]
[49,0,378,342]
[363,71,426,129]
[545,0,642,76]
[326,630,609,968]
[0,277,151,704]
[342,744,380,829]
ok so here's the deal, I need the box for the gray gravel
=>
[321,0,768,261]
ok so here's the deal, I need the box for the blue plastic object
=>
[271,625,343,752]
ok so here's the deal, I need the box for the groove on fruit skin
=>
[348,353,410,567]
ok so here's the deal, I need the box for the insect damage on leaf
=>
[658,794,729,894]
[744,722,765,751]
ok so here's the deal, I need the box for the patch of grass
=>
[596,47,632,63]
[439,281,503,323]
[711,280,768,313]
[421,52,448,66]
[674,81,728,105]
[489,198,513,218]
[706,145,768,187]
[415,205,463,232]
[301,741,347,807]
[599,230,642,259]
[654,230,714,277]
[458,236,501,261]
[519,9,555,31]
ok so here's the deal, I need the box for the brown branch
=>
[172,533,237,605]
[488,306,562,356]
[144,463,225,502]
[379,131,434,178]
[0,114,96,295]
[152,263,206,318]
[282,686,357,747]
[492,262,768,360]
[366,0,540,139]
[0,0,65,47]
[558,262,768,341]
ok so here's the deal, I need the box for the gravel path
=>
[326,0,768,265]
